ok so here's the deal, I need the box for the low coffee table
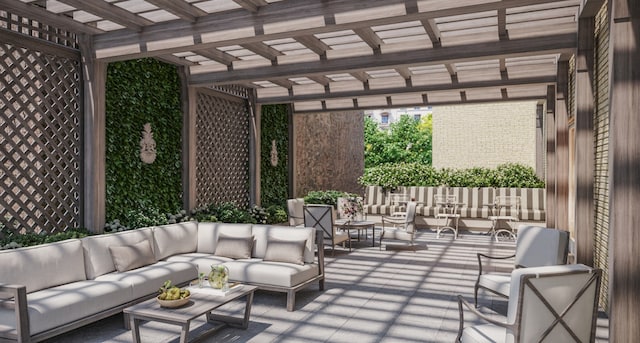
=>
[123,284,257,343]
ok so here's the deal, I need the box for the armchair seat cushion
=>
[461,323,505,343]
[0,280,132,336]
[477,273,510,298]
[381,229,413,241]
[225,260,320,288]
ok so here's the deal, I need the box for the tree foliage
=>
[364,115,432,168]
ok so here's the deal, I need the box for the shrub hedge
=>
[359,162,544,189]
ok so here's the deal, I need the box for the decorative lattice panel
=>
[0,42,81,235]
[210,85,251,99]
[196,91,250,208]
[0,11,78,49]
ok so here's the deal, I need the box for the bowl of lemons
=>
[157,280,191,308]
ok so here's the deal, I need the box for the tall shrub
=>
[105,59,183,225]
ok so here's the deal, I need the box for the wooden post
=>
[608,0,640,341]
[179,67,197,211]
[251,98,261,206]
[555,60,570,231]
[79,34,106,233]
[575,16,596,266]
[545,85,557,228]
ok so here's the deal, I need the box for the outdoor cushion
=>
[263,238,307,265]
[476,272,511,297]
[108,239,157,272]
[94,261,196,299]
[81,228,154,279]
[214,234,253,259]
[252,225,315,264]
[460,323,506,343]
[0,239,86,295]
[196,222,253,254]
[0,280,132,335]
[224,260,319,287]
[152,221,198,260]
[164,253,233,275]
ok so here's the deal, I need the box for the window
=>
[414,114,421,121]
[381,113,389,124]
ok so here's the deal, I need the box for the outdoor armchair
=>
[458,264,601,343]
[304,204,350,256]
[379,201,418,251]
[474,225,570,307]
[287,198,305,226]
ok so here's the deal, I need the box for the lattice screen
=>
[0,42,81,234]
[211,85,251,99]
[0,11,78,49]
[196,90,250,208]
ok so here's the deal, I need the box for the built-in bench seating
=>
[363,186,545,229]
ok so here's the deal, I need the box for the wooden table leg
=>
[130,317,142,343]
[179,322,191,343]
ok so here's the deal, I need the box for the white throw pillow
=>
[108,239,157,272]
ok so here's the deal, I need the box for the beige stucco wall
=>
[432,101,538,169]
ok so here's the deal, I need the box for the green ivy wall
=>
[260,104,289,207]
[105,59,183,222]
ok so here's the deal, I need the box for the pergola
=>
[1,0,638,341]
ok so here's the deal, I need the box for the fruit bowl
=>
[157,294,190,308]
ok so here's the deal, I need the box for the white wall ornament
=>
[140,123,157,164]
[270,140,278,167]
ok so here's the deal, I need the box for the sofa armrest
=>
[0,283,29,342]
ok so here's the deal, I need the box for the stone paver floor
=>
[44,230,609,343]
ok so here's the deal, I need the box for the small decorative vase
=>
[208,264,229,291]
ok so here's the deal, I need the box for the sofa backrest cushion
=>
[108,239,157,272]
[196,222,253,254]
[152,221,199,260]
[0,239,86,294]
[81,228,154,279]
[252,225,315,264]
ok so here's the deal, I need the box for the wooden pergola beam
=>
[258,75,556,104]
[189,33,576,86]
[145,0,207,22]
[0,0,103,34]
[57,0,153,32]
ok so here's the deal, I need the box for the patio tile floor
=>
[43,230,609,343]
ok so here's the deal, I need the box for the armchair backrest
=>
[506,264,601,343]
[434,194,459,215]
[287,198,305,226]
[404,201,417,233]
[303,204,335,241]
[515,225,569,268]
[494,195,521,218]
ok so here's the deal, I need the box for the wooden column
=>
[555,60,570,231]
[545,85,557,228]
[535,103,545,179]
[575,15,597,266]
[79,34,106,233]
[608,0,640,341]
[251,98,261,206]
[288,104,296,198]
[179,67,197,211]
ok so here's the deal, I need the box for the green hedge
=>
[260,104,289,208]
[105,58,183,226]
[360,162,544,189]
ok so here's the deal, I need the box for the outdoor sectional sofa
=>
[0,221,324,342]
[363,186,546,228]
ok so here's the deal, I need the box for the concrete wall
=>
[293,111,364,197]
[432,101,538,170]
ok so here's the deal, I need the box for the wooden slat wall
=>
[593,2,610,311]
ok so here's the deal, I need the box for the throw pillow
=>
[263,238,307,265]
[108,239,156,272]
[214,234,253,259]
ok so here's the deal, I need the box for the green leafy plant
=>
[260,104,289,208]
[304,190,357,208]
[105,58,183,226]
[0,228,91,250]
[364,115,432,168]
[265,205,288,224]
[360,163,544,189]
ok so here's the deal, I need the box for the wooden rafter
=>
[353,27,383,53]
[145,0,207,22]
[195,49,239,67]
[232,0,268,13]
[294,35,331,57]
[240,42,283,62]
[189,33,576,86]
[56,0,153,31]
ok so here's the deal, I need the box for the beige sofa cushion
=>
[214,234,253,259]
[263,238,306,265]
[252,225,315,264]
[81,228,154,279]
[225,260,320,287]
[196,222,253,254]
[0,279,133,335]
[165,253,233,275]
[0,239,86,294]
[109,239,157,272]
[152,221,198,260]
